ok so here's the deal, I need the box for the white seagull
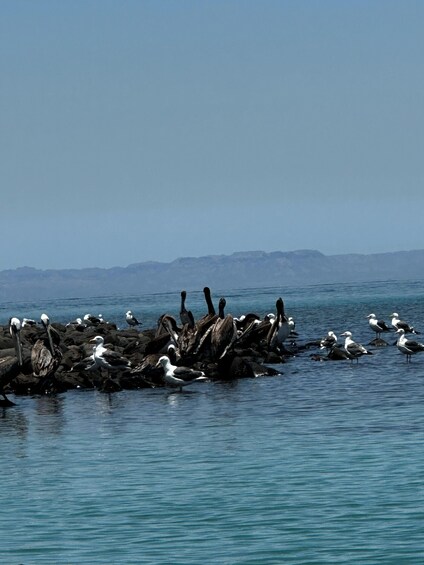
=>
[66,317,85,328]
[341,331,372,362]
[90,336,131,373]
[288,317,298,337]
[366,314,391,339]
[126,310,141,327]
[396,328,424,362]
[390,313,419,334]
[83,314,103,327]
[157,355,206,392]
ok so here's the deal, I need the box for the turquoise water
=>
[1,280,424,564]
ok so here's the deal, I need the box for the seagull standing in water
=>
[157,355,206,392]
[390,313,420,334]
[341,331,372,362]
[395,329,424,362]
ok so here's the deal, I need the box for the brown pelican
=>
[157,355,206,392]
[9,317,23,366]
[396,328,424,362]
[203,286,216,317]
[0,317,23,405]
[157,314,180,343]
[267,298,290,350]
[210,298,237,360]
[180,290,195,328]
[184,287,219,355]
[31,313,62,381]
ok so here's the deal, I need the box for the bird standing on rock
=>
[90,336,132,373]
[126,311,141,327]
[31,313,63,382]
[367,313,391,340]
[267,298,290,351]
[341,331,372,362]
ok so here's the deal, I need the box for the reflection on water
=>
[32,395,65,436]
[0,405,29,442]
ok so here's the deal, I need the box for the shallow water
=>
[1,280,424,564]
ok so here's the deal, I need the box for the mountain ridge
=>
[0,249,423,301]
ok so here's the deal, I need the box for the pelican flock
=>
[1,288,423,404]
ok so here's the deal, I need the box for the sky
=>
[1,0,423,270]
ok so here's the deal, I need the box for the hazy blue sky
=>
[1,0,423,270]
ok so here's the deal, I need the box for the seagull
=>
[90,336,132,373]
[66,317,85,329]
[396,328,424,362]
[126,310,141,327]
[367,314,391,339]
[83,314,103,327]
[320,331,337,351]
[157,355,207,392]
[288,317,298,337]
[340,331,372,362]
[390,313,419,334]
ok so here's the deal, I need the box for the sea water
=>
[1,280,424,564]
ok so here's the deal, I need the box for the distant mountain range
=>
[1,249,423,301]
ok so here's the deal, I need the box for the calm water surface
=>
[1,280,424,564]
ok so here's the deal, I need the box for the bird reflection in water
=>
[33,396,64,436]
